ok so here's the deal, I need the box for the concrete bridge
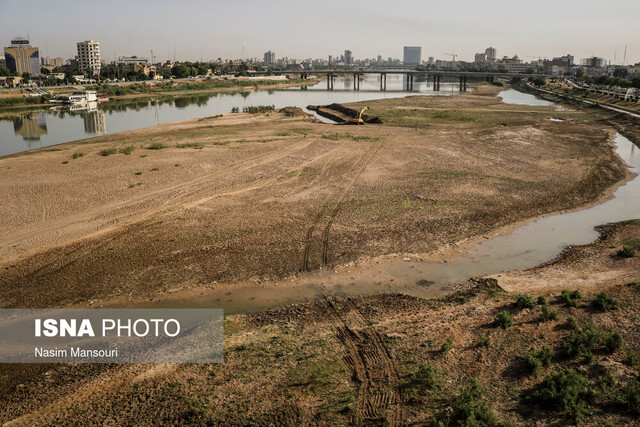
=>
[286,69,555,91]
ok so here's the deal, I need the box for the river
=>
[0,74,462,157]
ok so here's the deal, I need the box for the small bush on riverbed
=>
[617,246,636,258]
[99,148,117,156]
[515,293,536,309]
[433,378,497,426]
[526,346,553,375]
[120,145,135,155]
[440,337,453,354]
[407,363,440,392]
[494,311,513,329]
[592,292,618,312]
[72,151,84,159]
[176,142,204,149]
[478,336,491,347]
[524,368,596,423]
[561,322,601,362]
[146,142,167,150]
[561,289,582,307]
[242,105,275,114]
[604,332,623,353]
[541,304,559,321]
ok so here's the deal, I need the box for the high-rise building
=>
[41,56,64,67]
[263,50,275,64]
[0,55,5,69]
[474,52,487,63]
[4,37,40,75]
[403,46,422,66]
[76,40,101,75]
[428,56,435,65]
[344,50,353,66]
[485,47,497,62]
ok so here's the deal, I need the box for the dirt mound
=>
[278,106,313,118]
[307,103,382,124]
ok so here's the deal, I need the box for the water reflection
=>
[81,106,106,135]
[13,112,48,141]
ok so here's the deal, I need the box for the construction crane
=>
[442,52,458,62]
[353,107,369,125]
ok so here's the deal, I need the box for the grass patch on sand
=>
[147,142,168,150]
[120,145,135,155]
[176,142,204,149]
[99,148,117,156]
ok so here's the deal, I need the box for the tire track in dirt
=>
[322,294,403,425]
[320,142,384,267]
[301,141,384,271]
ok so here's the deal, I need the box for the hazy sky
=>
[2,0,639,65]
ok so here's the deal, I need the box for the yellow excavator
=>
[353,106,369,124]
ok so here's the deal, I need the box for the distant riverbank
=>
[0,77,322,111]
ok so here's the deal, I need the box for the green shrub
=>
[537,296,547,306]
[494,311,513,329]
[146,142,167,150]
[566,316,579,330]
[230,107,239,113]
[541,304,559,321]
[624,349,640,370]
[625,379,640,415]
[561,289,582,307]
[120,145,135,155]
[72,151,84,159]
[592,292,618,312]
[525,369,596,422]
[440,337,453,354]
[176,142,204,149]
[617,246,636,258]
[526,346,553,375]
[409,363,441,391]
[478,336,491,348]
[561,323,601,362]
[515,293,536,309]
[61,160,68,164]
[99,148,117,156]
[604,332,623,353]
[433,378,496,426]
[242,105,275,114]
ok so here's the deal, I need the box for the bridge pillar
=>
[459,75,463,91]
[327,73,334,90]
[463,75,467,91]
[380,73,387,91]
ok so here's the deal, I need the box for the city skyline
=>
[2,0,639,65]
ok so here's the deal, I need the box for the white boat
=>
[53,90,98,105]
